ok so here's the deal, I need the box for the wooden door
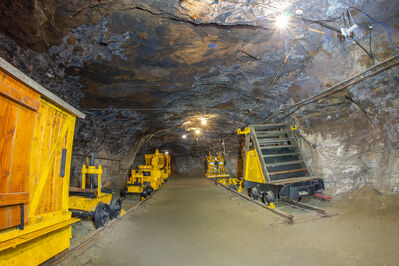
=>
[0,69,39,230]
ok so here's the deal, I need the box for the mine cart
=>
[237,123,325,206]
[0,57,85,264]
[69,154,122,227]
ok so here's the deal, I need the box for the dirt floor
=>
[58,175,399,266]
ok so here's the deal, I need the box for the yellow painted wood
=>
[0,224,72,265]
[0,60,81,264]
[0,218,78,252]
[29,118,70,217]
[243,150,266,184]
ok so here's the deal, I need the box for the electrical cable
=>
[349,6,399,61]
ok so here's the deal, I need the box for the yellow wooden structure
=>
[0,57,85,265]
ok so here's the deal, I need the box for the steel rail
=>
[45,189,158,265]
[281,199,328,217]
[216,182,294,224]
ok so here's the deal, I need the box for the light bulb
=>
[275,13,289,29]
[195,129,200,135]
[182,134,187,139]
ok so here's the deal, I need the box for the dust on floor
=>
[59,176,399,266]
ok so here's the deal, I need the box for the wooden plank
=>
[268,168,308,175]
[0,192,29,206]
[258,138,294,144]
[256,130,290,137]
[250,127,269,183]
[0,71,40,111]
[9,104,36,225]
[0,96,19,229]
[0,218,79,252]
[270,176,319,185]
[260,144,295,149]
[263,153,297,158]
[266,160,304,167]
[61,117,76,212]
[29,111,70,217]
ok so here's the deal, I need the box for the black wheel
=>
[120,187,127,198]
[94,202,110,228]
[292,197,302,202]
[250,187,259,200]
[264,191,276,205]
[110,198,122,219]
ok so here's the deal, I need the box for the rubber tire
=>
[94,202,110,228]
[250,187,259,200]
[264,191,276,205]
[110,198,122,219]
[292,197,302,202]
[120,187,127,198]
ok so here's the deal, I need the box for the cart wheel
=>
[94,202,110,228]
[292,197,302,202]
[264,191,276,205]
[120,187,127,198]
[110,198,122,219]
[250,187,259,200]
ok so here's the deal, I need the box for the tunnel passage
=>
[0,0,397,194]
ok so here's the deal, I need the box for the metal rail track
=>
[217,182,329,223]
[44,189,157,265]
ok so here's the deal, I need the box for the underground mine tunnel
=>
[0,0,398,265]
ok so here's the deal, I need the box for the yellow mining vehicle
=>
[205,152,217,178]
[69,155,122,227]
[121,149,171,198]
[237,123,325,207]
[205,151,243,191]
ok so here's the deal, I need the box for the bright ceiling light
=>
[275,13,289,29]
[201,118,207,125]
[182,134,187,139]
[165,151,169,155]
[195,129,201,135]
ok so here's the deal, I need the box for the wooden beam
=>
[0,192,29,206]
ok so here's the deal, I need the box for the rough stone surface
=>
[0,0,398,194]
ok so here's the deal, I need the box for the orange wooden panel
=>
[0,192,29,206]
[0,69,40,111]
[0,94,36,230]
[0,96,19,229]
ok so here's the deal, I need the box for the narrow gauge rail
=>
[217,182,329,224]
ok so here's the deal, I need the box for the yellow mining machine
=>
[237,123,325,207]
[69,154,122,227]
[205,151,243,192]
[205,152,217,178]
[121,149,171,198]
